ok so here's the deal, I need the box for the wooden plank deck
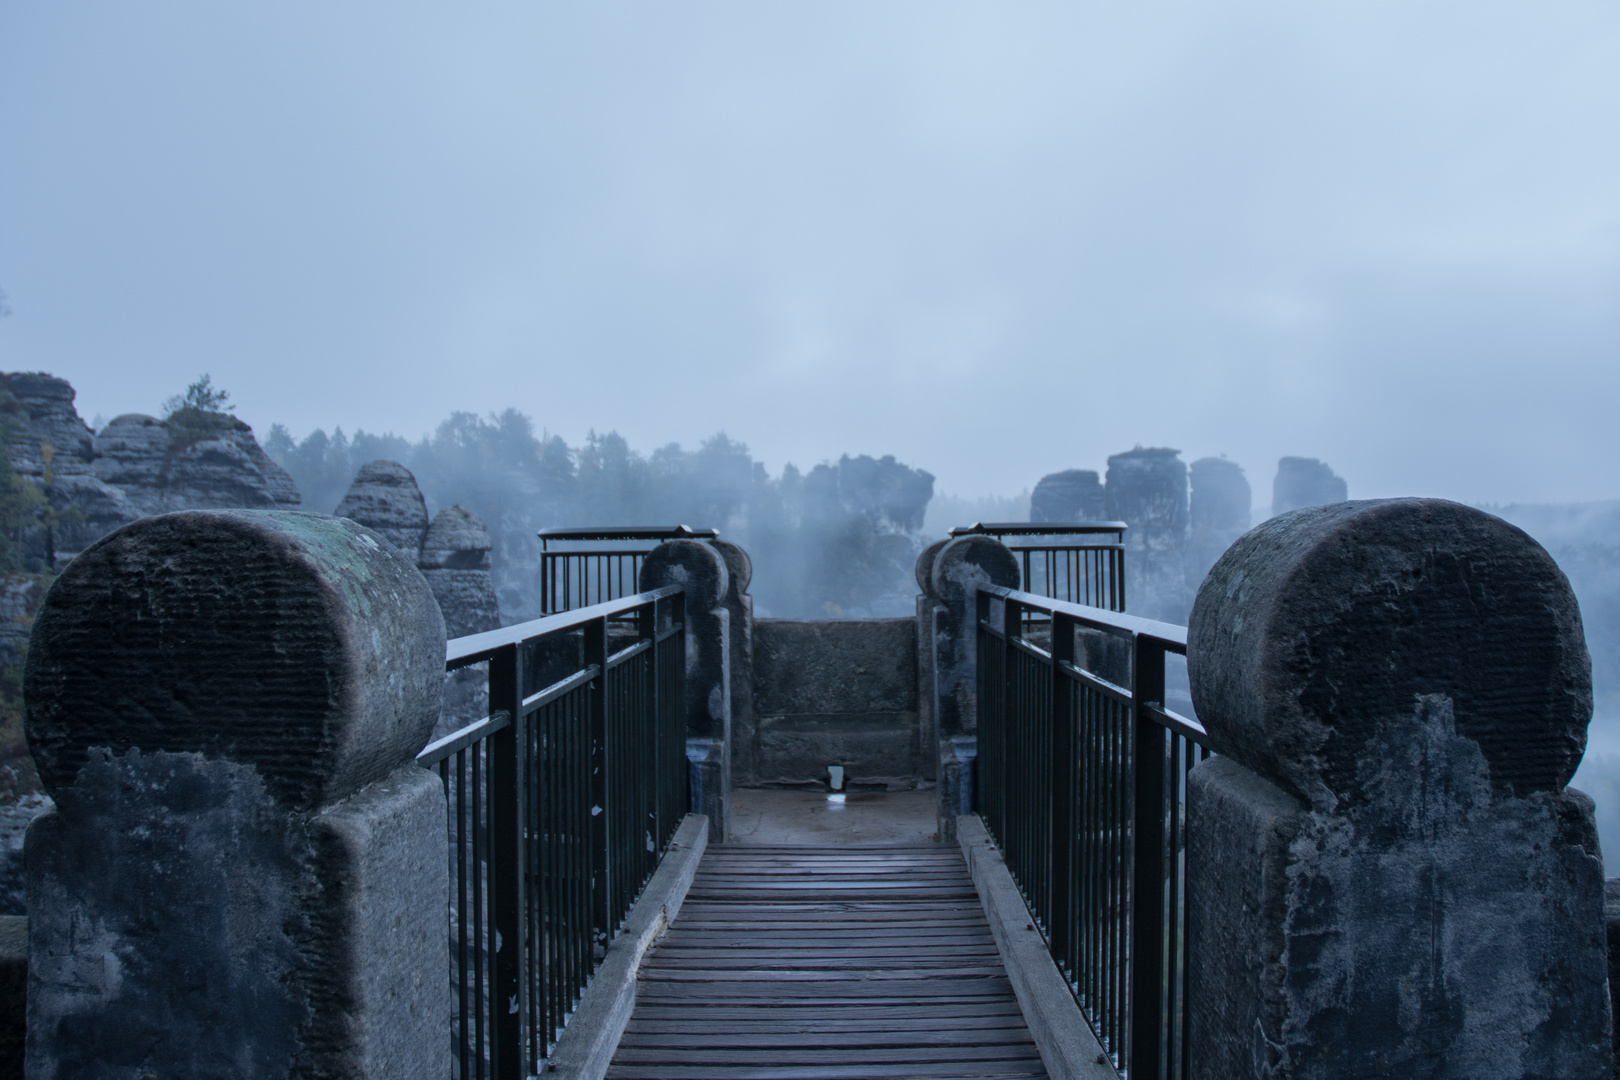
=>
[607,844,1049,1080]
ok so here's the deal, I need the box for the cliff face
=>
[0,373,96,479]
[0,375,300,569]
[0,373,306,819]
[95,413,300,517]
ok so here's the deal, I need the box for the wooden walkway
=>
[607,844,1049,1080]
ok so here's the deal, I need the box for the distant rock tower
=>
[333,461,499,636]
[1188,457,1251,584]
[418,506,500,639]
[1272,456,1347,516]
[1105,447,1188,551]
[333,459,430,554]
[1029,469,1106,524]
[1106,447,1191,621]
[335,461,501,739]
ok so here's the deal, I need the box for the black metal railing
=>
[538,526,718,614]
[416,586,689,1079]
[949,523,1128,612]
[975,584,1209,1080]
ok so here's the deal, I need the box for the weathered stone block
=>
[929,535,1019,739]
[1190,499,1591,810]
[23,510,448,1079]
[27,511,444,812]
[1187,498,1609,1079]
[752,618,919,785]
[754,618,916,716]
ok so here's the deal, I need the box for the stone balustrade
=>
[23,510,449,1079]
[1187,498,1610,1078]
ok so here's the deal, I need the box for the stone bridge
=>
[12,500,1615,1079]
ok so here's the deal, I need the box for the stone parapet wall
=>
[751,618,920,787]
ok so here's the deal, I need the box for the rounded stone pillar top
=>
[707,538,752,600]
[1188,498,1591,808]
[915,539,950,600]
[931,535,1020,614]
[25,510,447,812]
[639,539,728,611]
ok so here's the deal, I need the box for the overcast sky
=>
[2,2,1616,507]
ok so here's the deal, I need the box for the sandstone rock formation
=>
[333,459,429,554]
[45,475,142,567]
[94,413,300,517]
[0,373,96,479]
[0,373,315,917]
[1271,455,1347,516]
[1188,456,1251,583]
[334,464,500,740]
[1029,469,1106,523]
[1106,447,1191,621]
[419,506,500,639]
[1105,447,1189,546]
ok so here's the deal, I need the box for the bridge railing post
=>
[1128,633,1168,1080]
[640,540,730,844]
[708,538,757,790]
[22,510,449,1079]
[1187,498,1611,1079]
[927,535,1020,842]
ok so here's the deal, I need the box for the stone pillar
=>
[1186,498,1608,1080]
[929,535,1018,841]
[23,510,449,1080]
[640,540,730,844]
[914,539,949,785]
[709,538,757,788]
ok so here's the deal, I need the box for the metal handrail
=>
[448,584,684,667]
[975,584,1208,1080]
[952,527,1129,612]
[537,525,718,542]
[537,528,717,614]
[949,521,1127,539]
[421,586,688,1079]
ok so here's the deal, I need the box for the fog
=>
[2,2,1617,506]
[2,7,1618,850]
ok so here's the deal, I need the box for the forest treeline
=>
[265,410,936,621]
